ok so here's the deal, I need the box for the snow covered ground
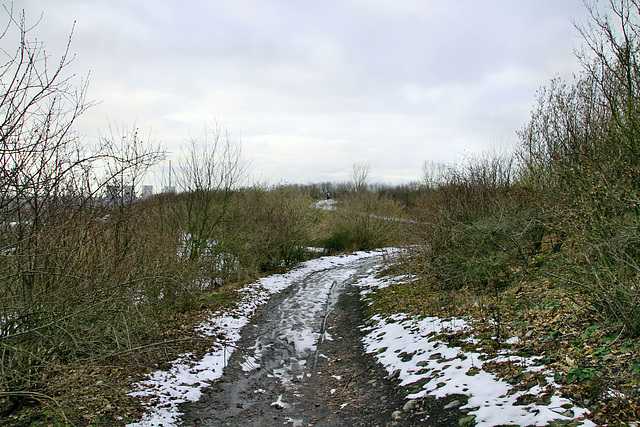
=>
[355,273,597,427]
[313,199,336,211]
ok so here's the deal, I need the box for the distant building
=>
[142,185,153,198]
[163,186,176,194]
[105,184,136,206]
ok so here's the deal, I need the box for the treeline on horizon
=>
[3,0,640,423]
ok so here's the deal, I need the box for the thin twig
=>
[606,324,626,348]
[93,336,222,361]
[337,364,374,396]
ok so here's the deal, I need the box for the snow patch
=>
[240,355,260,372]
[357,272,597,427]
[271,395,290,409]
[313,199,336,211]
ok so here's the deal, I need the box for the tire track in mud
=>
[180,253,458,426]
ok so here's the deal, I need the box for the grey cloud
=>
[14,0,590,184]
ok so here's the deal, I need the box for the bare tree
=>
[575,0,640,159]
[177,120,246,263]
[349,161,371,192]
[0,7,92,226]
[421,160,450,189]
[0,7,99,402]
[0,7,170,405]
[98,123,165,205]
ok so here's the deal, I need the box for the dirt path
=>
[180,255,462,426]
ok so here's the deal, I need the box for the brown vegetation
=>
[5,0,640,425]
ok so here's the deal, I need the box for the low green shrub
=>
[411,154,540,293]
[321,191,404,252]
[222,186,320,276]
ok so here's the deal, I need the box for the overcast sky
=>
[13,0,591,187]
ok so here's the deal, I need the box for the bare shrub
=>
[412,152,535,292]
[177,121,245,265]
[225,185,319,277]
[323,190,404,252]
[0,9,169,410]
[517,0,640,335]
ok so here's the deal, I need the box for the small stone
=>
[391,410,403,420]
[403,399,418,412]
[387,369,401,380]
[444,400,461,410]
[236,403,243,408]
[458,415,475,426]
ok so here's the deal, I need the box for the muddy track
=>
[180,255,460,426]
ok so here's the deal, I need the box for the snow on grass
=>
[356,276,597,427]
[127,249,393,427]
[313,199,336,210]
